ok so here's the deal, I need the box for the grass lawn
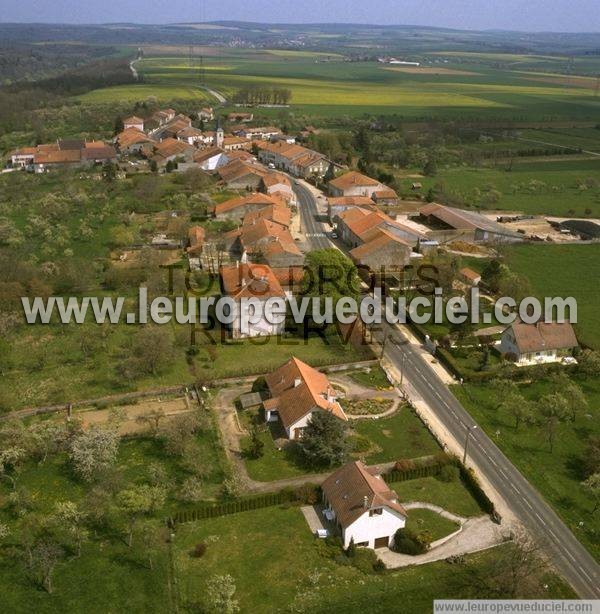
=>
[390,476,484,518]
[353,408,441,464]
[347,365,393,389]
[405,508,460,541]
[506,243,600,349]
[239,409,308,482]
[0,534,172,614]
[172,506,574,613]
[453,375,600,561]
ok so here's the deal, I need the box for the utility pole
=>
[380,330,388,359]
[199,55,206,86]
[463,424,478,464]
[399,350,406,387]
[595,75,600,98]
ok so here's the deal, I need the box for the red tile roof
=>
[507,321,578,354]
[219,262,286,301]
[214,192,284,216]
[265,357,347,430]
[322,461,406,529]
[329,171,380,191]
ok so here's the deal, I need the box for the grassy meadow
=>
[399,158,600,217]
[77,48,600,121]
[454,374,600,561]
[506,243,600,349]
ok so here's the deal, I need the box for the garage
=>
[374,536,389,548]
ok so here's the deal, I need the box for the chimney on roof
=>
[363,496,369,509]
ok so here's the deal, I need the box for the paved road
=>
[292,180,332,250]
[198,84,227,105]
[379,321,600,598]
[516,136,600,158]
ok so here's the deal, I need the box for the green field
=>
[77,48,600,121]
[506,243,600,349]
[400,158,600,217]
[454,373,600,561]
[172,506,574,613]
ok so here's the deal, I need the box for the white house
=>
[499,321,578,366]
[263,357,347,440]
[321,461,407,549]
[219,262,287,339]
[123,115,145,131]
[194,147,230,172]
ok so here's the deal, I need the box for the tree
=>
[490,378,518,411]
[129,326,176,376]
[204,574,240,614]
[116,484,166,547]
[423,158,437,177]
[53,501,89,557]
[481,260,506,294]
[30,538,65,594]
[132,521,165,569]
[178,476,204,502]
[299,412,349,468]
[451,530,547,599]
[160,412,202,456]
[502,392,534,430]
[102,160,116,183]
[247,425,264,459]
[537,393,569,452]
[582,437,600,479]
[113,116,124,135]
[578,350,600,377]
[69,427,119,482]
[581,473,600,514]
[550,374,587,422]
[300,249,359,317]
[136,408,167,436]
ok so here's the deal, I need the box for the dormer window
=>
[369,508,383,516]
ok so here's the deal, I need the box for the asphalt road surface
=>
[293,180,332,251]
[379,321,600,598]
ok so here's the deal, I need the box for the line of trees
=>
[232,85,292,106]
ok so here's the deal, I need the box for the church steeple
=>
[215,116,224,148]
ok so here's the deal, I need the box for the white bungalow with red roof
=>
[322,461,406,549]
[499,321,578,366]
[263,357,348,440]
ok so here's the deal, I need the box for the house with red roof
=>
[263,357,347,439]
[322,460,407,549]
[214,192,286,221]
[123,116,145,131]
[499,321,578,366]
[328,171,390,198]
[219,262,287,338]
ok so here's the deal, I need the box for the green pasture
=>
[77,51,600,121]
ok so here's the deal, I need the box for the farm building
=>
[416,203,523,244]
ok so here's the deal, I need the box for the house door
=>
[374,536,389,548]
